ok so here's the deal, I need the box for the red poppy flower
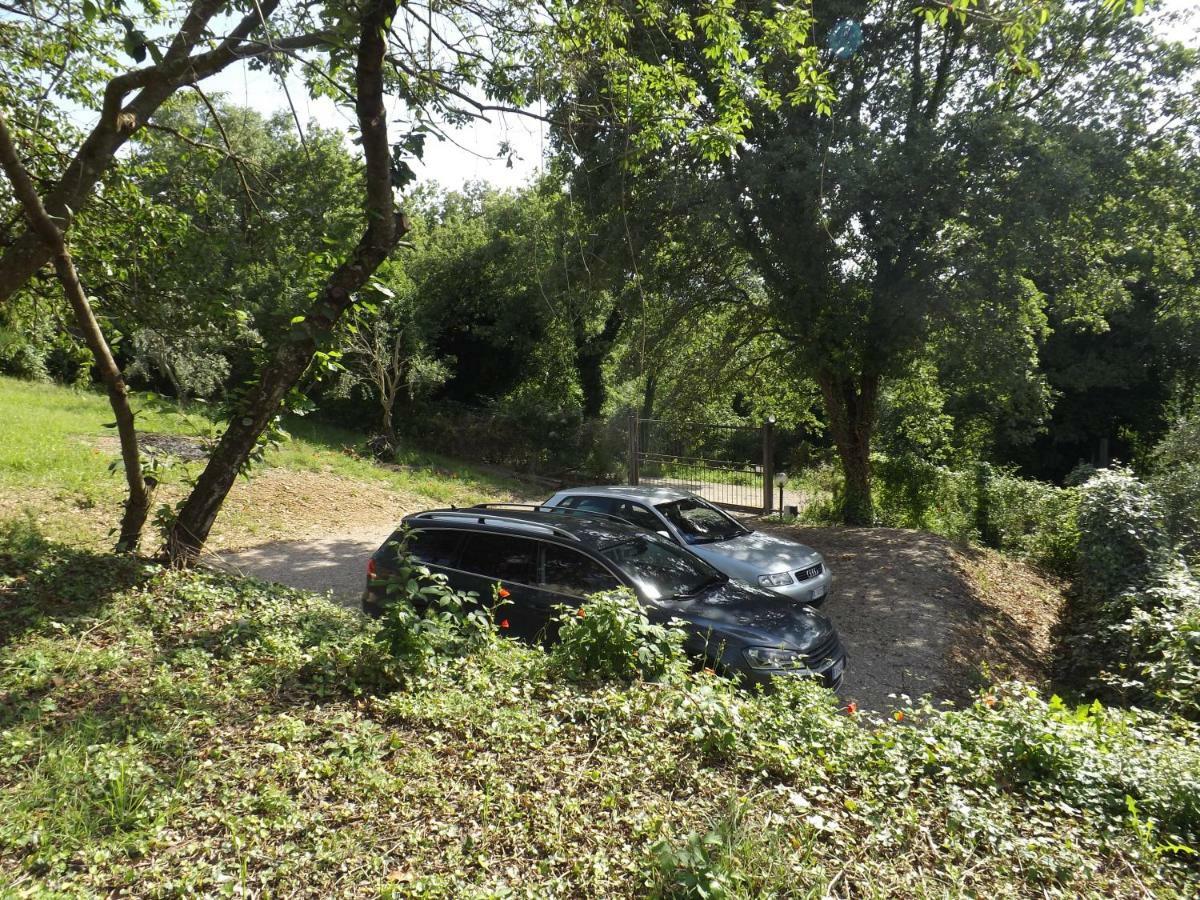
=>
[894,710,905,722]
[845,701,858,715]
[983,695,996,708]
[500,619,510,630]
[497,587,511,599]
[576,607,586,618]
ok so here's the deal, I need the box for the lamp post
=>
[774,471,789,517]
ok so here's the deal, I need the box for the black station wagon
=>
[363,505,848,689]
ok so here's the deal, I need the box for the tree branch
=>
[0,111,155,550]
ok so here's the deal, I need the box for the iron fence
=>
[629,416,775,514]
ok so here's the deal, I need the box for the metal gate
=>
[627,416,776,514]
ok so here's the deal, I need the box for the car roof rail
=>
[469,502,638,528]
[409,509,582,541]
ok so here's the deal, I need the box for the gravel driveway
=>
[214,518,1057,713]
[212,526,393,605]
[753,523,969,711]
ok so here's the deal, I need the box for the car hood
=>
[657,580,835,653]
[689,530,820,578]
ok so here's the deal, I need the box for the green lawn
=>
[0,521,1196,896]
[0,376,524,547]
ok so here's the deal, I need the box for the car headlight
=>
[757,571,795,588]
[743,646,809,670]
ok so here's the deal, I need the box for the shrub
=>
[549,588,687,684]
[1060,469,1199,715]
[1075,467,1171,600]
[1112,561,1200,718]
[873,454,976,539]
[872,456,1080,576]
[652,811,748,900]
[925,686,1200,851]
[371,533,501,680]
[1151,414,1200,566]
[978,466,1080,576]
[0,331,47,381]
[671,675,746,762]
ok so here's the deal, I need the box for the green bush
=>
[372,534,501,680]
[1076,467,1172,600]
[1060,468,1200,717]
[1112,561,1200,719]
[549,588,687,684]
[871,455,1080,576]
[0,332,47,381]
[977,465,1080,576]
[916,686,1200,852]
[872,454,977,539]
[1151,414,1200,566]
[652,810,749,900]
[671,675,746,762]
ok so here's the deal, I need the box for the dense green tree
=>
[2,0,796,557]
[554,0,1196,522]
[100,95,363,399]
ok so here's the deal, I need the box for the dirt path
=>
[211,526,394,603]
[213,504,1063,713]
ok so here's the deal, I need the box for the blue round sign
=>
[827,18,863,61]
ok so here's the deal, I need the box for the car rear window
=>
[458,533,538,584]
[561,495,662,532]
[541,544,620,598]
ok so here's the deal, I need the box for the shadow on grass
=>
[0,518,147,651]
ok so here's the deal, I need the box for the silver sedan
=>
[544,485,832,606]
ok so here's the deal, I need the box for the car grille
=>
[795,562,823,582]
[804,632,842,669]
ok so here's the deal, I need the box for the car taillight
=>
[367,558,377,579]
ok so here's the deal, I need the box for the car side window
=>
[611,501,663,533]
[566,496,615,516]
[458,533,538,584]
[541,544,620,598]
[406,529,462,567]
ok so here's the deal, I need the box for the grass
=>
[1,519,1197,897]
[279,416,527,504]
[0,376,525,548]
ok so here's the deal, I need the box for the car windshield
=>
[602,536,725,601]
[656,498,749,544]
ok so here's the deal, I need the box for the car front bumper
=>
[736,643,848,692]
[766,564,833,606]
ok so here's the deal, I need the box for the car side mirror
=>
[657,530,673,540]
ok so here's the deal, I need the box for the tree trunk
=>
[816,369,880,526]
[573,305,624,419]
[165,0,405,566]
[380,394,397,445]
[640,370,658,422]
[0,113,155,551]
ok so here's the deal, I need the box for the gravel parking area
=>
[752,521,1062,712]
[215,517,1063,713]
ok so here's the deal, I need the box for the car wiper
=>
[693,531,744,544]
[672,574,727,599]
